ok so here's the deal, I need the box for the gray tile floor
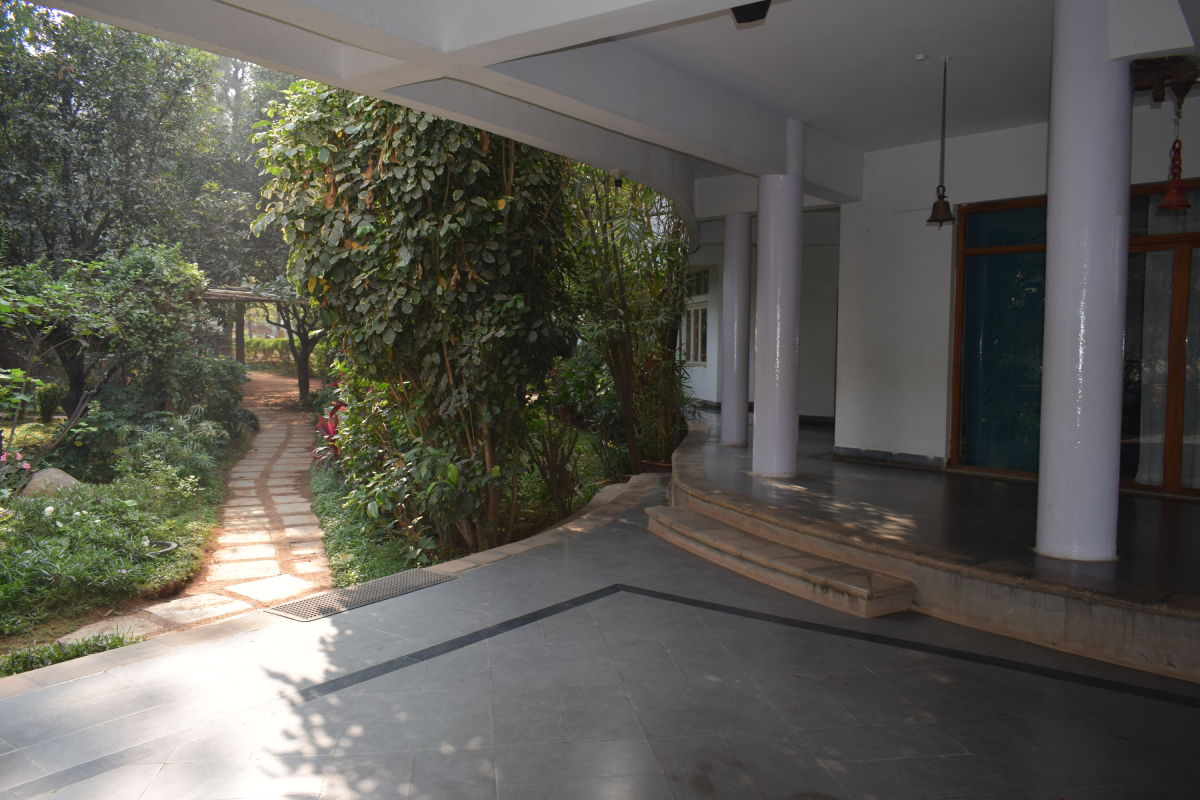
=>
[2,491,1199,800]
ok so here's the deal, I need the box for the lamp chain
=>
[938,56,948,190]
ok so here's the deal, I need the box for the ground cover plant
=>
[0,409,240,637]
[0,630,145,677]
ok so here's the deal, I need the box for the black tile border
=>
[8,582,1200,798]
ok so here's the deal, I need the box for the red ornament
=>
[1161,139,1191,211]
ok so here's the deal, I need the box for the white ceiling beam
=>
[383,79,699,236]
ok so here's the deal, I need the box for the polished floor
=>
[2,487,1199,800]
[702,417,1200,597]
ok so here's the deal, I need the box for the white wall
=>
[835,100,1200,462]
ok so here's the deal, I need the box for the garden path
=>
[62,373,330,642]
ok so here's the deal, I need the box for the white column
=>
[751,121,804,477]
[720,213,752,446]
[1037,0,1131,561]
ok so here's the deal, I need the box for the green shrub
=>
[43,357,246,482]
[119,407,229,487]
[166,355,248,430]
[0,631,145,677]
[308,465,432,587]
[35,383,67,424]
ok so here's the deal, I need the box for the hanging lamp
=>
[927,57,955,227]
[1131,56,1198,211]
[1160,109,1190,210]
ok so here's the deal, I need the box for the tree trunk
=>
[296,339,311,400]
[607,338,643,474]
[235,302,245,363]
[53,336,88,418]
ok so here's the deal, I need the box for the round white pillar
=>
[720,213,753,446]
[751,175,803,477]
[1036,0,1131,561]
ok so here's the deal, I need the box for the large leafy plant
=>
[255,84,572,551]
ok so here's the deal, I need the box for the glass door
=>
[954,184,1200,494]
[1121,249,1175,486]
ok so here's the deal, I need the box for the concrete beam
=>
[385,79,699,236]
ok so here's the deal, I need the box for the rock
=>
[22,467,79,496]
[58,615,163,644]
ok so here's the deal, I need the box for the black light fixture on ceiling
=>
[732,0,771,24]
[927,56,956,228]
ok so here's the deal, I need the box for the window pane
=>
[1122,251,1174,486]
[1131,191,1200,237]
[684,309,693,361]
[1183,249,1200,488]
[700,307,708,362]
[959,252,1046,471]
[964,206,1047,249]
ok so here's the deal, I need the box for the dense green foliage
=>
[0,245,247,485]
[0,410,232,634]
[0,630,145,677]
[35,382,65,423]
[256,83,573,551]
[0,3,293,285]
[0,5,214,264]
[308,465,431,586]
[563,168,693,469]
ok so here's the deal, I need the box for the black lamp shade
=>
[732,0,771,24]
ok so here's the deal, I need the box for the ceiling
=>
[616,0,1054,152]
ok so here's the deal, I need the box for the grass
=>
[3,420,61,451]
[308,466,441,587]
[308,432,616,586]
[0,631,146,677]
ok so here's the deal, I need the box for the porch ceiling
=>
[47,0,1194,218]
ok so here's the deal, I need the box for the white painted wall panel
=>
[834,103,1200,461]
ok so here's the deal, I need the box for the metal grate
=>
[267,569,456,621]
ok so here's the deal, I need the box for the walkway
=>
[2,479,1198,799]
[61,373,329,643]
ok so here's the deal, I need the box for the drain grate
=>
[267,569,456,621]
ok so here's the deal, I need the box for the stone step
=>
[646,506,913,618]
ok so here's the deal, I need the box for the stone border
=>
[427,474,666,574]
[670,420,1200,683]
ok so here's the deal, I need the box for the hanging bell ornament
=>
[1160,139,1191,210]
[927,57,956,228]
[928,185,955,227]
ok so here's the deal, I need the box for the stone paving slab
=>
[217,532,272,545]
[58,616,164,644]
[143,594,253,625]
[288,541,323,555]
[214,544,277,562]
[226,574,316,603]
[282,514,319,527]
[284,525,323,538]
[206,560,280,582]
[224,497,263,507]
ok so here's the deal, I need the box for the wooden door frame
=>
[949,179,1200,497]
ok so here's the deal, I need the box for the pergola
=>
[201,286,303,364]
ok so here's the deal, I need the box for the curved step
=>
[646,506,913,618]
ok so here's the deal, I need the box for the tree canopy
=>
[0,5,215,264]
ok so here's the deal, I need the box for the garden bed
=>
[0,430,252,657]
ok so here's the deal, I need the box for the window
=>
[684,305,707,364]
[688,269,710,297]
[952,182,1200,492]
